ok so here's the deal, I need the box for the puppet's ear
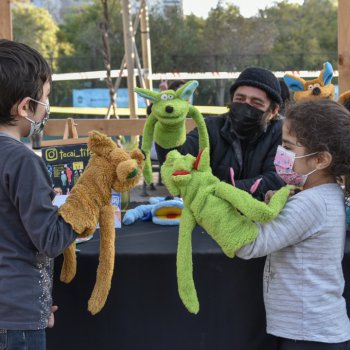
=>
[193,148,210,172]
[176,80,198,101]
[134,87,159,102]
[320,62,334,86]
[88,130,116,157]
[283,75,305,91]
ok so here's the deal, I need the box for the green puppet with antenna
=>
[135,80,209,184]
[161,148,292,314]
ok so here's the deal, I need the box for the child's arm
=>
[8,152,77,257]
[215,182,292,223]
[236,193,324,259]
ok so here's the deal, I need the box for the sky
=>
[182,0,304,18]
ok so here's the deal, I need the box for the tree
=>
[259,0,337,70]
[58,0,124,73]
[12,1,72,70]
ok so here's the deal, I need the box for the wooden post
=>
[122,0,137,119]
[338,0,350,94]
[140,0,153,90]
[0,0,12,40]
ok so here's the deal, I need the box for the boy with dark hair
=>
[0,39,93,349]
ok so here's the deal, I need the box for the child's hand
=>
[47,305,58,328]
[265,186,300,204]
[264,190,275,204]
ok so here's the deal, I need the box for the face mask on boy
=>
[228,102,265,139]
[25,98,50,138]
[274,145,318,187]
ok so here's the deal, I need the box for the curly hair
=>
[0,40,51,125]
[284,99,350,194]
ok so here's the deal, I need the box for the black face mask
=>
[228,102,265,140]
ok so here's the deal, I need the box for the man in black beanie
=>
[155,67,284,350]
[156,66,284,200]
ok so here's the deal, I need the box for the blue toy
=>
[123,197,183,226]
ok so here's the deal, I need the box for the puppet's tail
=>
[60,242,77,283]
[177,218,200,314]
[88,205,116,315]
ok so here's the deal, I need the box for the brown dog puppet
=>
[59,130,144,314]
[283,62,335,101]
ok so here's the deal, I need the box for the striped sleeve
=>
[236,191,325,259]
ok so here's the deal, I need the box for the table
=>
[46,219,350,350]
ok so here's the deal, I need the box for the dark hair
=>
[344,99,350,112]
[168,80,186,91]
[279,79,291,115]
[0,39,51,125]
[285,100,350,193]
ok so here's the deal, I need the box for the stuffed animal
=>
[161,148,292,314]
[58,130,144,315]
[283,62,335,101]
[122,196,183,226]
[134,81,209,184]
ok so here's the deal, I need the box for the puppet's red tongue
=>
[172,170,190,176]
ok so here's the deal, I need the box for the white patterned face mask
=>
[25,98,50,137]
[274,145,318,187]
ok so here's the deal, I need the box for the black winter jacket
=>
[156,113,285,200]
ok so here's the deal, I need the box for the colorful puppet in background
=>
[59,131,144,315]
[161,148,292,314]
[283,62,335,101]
[134,81,209,184]
[122,196,183,226]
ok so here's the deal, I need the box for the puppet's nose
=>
[165,106,173,113]
[312,87,321,96]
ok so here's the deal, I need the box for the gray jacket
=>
[0,133,76,330]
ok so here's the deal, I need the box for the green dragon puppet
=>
[161,148,292,314]
[135,80,209,184]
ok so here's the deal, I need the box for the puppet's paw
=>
[180,291,200,314]
[143,159,153,184]
[88,298,102,316]
[60,244,77,283]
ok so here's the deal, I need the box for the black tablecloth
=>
[47,218,350,350]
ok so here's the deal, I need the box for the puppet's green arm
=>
[215,182,292,223]
[141,113,157,154]
[141,114,157,184]
[188,105,209,151]
[177,207,199,314]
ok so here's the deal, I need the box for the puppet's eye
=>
[307,84,314,90]
[161,94,168,100]
[168,95,174,100]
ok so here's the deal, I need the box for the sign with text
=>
[43,143,122,228]
[42,144,91,195]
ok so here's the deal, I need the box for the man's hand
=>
[47,305,58,328]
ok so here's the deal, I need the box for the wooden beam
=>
[122,0,137,118]
[338,0,350,94]
[0,0,12,40]
[43,118,196,137]
[140,0,153,90]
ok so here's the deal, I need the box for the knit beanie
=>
[229,67,282,105]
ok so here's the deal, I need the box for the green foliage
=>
[12,2,73,70]
[259,0,337,70]
[16,0,338,107]
[58,0,124,73]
